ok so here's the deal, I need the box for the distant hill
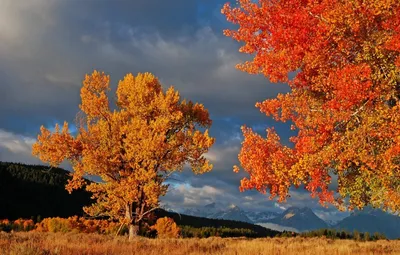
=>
[0,161,280,237]
[156,209,280,237]
[183,202,278,223]
[334,208,400,239]
[257,222,300,233]
[0,161,93,220]
[266,207,328,232]
[246,210,280,223]
[180,203,400,238]
[210,205,253,223]
[4,161,399,238]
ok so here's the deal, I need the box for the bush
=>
[0,219,35,232]
[297,228,386,241]
[153,217,180,238]
[179,226,258,238]
[35,217,72,233]
[34,216,120,234]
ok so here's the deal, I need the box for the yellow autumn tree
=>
[32,71,214,239]
[153,217,180,238]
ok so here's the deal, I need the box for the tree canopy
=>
[222,0,400,212]
[32,71,214,238]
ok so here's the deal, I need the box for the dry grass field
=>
[0,232,399,255]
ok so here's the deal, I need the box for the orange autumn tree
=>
[153,217,180,238]
[32,71,214,239]
[222,0,400,212]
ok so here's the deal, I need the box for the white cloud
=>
[274,202,287,211]
[0,129,40,164]
[204,145,239,168]
[162,183,225,209]
[314,210,350,223]
[244,196,254,201]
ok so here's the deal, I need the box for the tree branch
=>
[135,207,160,223]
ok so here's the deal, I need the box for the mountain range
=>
[179,203,400,239]
[3,161,400,239]
[181,202,279,224]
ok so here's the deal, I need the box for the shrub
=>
[35,217,72,233]
[153,217,180,238]
[0,219,35,232]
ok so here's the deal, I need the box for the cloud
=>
[0,0,56,49]
[0,1,287,135]
[274,203,287,211]
[0,0,348,220]
[162,184,224,210]
[314,209,350,223]
[0,129,40,164]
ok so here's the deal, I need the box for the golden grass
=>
[0,231,399,255]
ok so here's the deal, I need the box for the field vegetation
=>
[0,232,399,255]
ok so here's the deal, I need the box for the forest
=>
[0,162,92,220]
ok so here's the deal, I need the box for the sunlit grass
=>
[0,232,399,255]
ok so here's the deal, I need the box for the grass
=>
[0,231,399,255]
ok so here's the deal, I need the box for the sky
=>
[0,0,349,222]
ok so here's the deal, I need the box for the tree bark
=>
[128,223,139,240]
[125,203,139,240]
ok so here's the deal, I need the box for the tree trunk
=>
[128,223,139,240]
[125,203,139,240]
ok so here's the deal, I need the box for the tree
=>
[32,71,214,239]
[353,230,361,241]
[365,232,370,241]
[222,1,400,212]
[153,217,180,238]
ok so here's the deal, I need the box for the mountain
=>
[246,211,280,223]
[0,161,282,238]
[183,202,220,218]
[325,219,339,227]
[257,222,300,233]
[209,205,253,223]
[8,160,397,238]
[181,203,400,238]
[183,203,269,223]
[182,203,281,224]
[0,162,93,220]
[266,207,328,232]
[334,208,400,239]
[156,209,280,237]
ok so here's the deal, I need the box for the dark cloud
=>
[0,0,288,134]
[0,0,347,220]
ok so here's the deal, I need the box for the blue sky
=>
[0,0,348,221]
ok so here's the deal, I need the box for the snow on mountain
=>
[325,219,339,227]
[182,202,221,218]
[266,207,328,232]
[246,211,280,223]
[182,203,278,224]
[180,203,400,238]
[209,205,253,223]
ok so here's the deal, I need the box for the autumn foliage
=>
[222,0,400,211]
[0,219,35,232]
[32,71,214,238]
[0,217,119,234]
[153,217,180,238]
[34,217,120,234]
